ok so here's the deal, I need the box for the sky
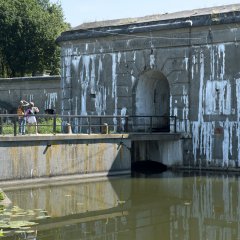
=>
[50,0,240,27]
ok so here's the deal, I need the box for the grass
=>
[37,117,62,134]
[0,118,62,135]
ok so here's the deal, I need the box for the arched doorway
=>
[134,70,170,132]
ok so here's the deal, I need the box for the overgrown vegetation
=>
[0,0,70,77]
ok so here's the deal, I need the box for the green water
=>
[1,171,240,240]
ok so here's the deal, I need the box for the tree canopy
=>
[0,0,70,77]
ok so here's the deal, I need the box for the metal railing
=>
[0,114,178,136]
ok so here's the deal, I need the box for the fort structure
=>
[2,5,240,183]
[56,4,240,168]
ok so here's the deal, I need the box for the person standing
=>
[25,102,39,134]
[17,100,29,135]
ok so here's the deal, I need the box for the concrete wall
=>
[0,75,60,114]
[132,140,183,167]
[57,8,240,169]
[131,133,183,166]
[0,135,131,181]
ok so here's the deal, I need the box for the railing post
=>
[88,116,91,134]
[174,116,177,133]
[0,117,2,135]
[100,116,102,133]
[150,116,152,133]
[13,117,17,136]
[125,116,128,132]
[53,115,57,134]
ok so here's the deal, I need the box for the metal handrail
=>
[0,114,178,136]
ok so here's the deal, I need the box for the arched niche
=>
[134,70,170,132]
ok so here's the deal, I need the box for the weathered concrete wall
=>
[0,135,131,181]
[131,133,183,166]
[0,75,60,114]
[57,6,240,169]
[133,140,183,166]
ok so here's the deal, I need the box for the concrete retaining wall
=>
[132,140,183,167]
[0,135,131,181]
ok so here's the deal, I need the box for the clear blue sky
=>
[50,0,240,27]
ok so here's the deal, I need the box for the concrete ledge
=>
[0,133,130,142]
[0,133,181,142]
[130,133,181,141]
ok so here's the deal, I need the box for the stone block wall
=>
[57,10,240,168]
[0,75,61,114]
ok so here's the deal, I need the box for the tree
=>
[0,0,70,77]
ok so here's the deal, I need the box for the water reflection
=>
[1,171,240,239]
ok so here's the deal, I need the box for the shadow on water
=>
[131,160,168,175]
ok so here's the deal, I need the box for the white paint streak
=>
[205,80,231,115]
[121,107,127,131]
[198,52,205,122]
[90,55,96,94]
[236,79,240,165]
[95,87,107,115]
[191,44,234,166]
[183,54,188,71]
[131,70,136,86]
[218,44,225,80]
[150,54,155,69]
[80,55,90,115]
[111,53,118,132]
[200,122,215,161]
[133,51,136,62]
[63,48,74,85]
[45,92,58,109]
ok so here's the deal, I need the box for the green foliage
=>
[0,0,70,77]
[1,123,14,134]
[37,117,62,134]
[0,192,5,201]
